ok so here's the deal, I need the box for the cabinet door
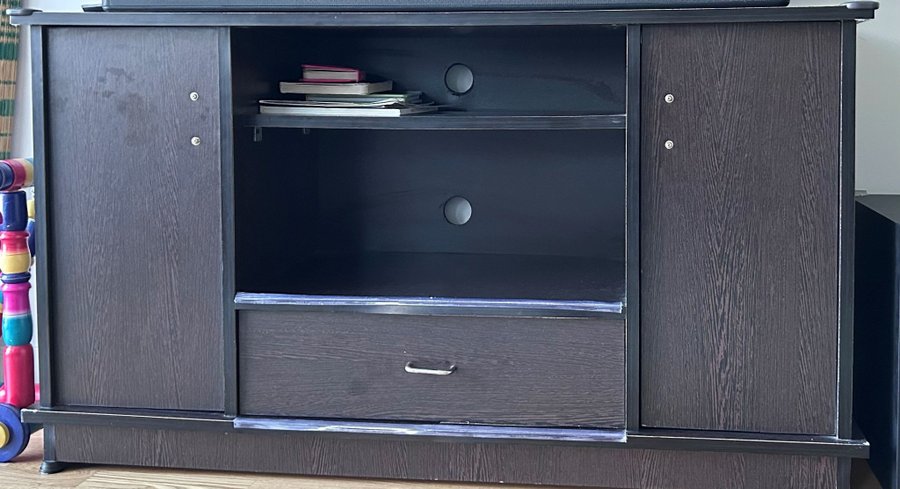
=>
[45,28,224,411]
[640,23,841,434]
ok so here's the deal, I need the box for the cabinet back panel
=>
[233,126,320,290]
[45,27,224,410]
[640,22,841,434]
[314,129,624,257]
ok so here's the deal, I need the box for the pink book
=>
[301,64,366,83]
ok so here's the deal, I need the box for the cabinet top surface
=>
[10,5,876,26]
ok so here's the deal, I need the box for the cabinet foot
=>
[39,460,67,474]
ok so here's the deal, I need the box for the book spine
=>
[302,68,365,83]
[301,78,363,83]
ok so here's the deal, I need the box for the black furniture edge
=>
[234,292,626,318]
[837,18,857,440]
[237,418,869,457]
[97,0,791,13]
[20,408,869,457]
[241,113,627,131]
[219,26,238,418]
[624,22,641,431]
[627,429,869,459]
[9,6,877,27]
[234,417,629,445]
[41,423,59,476]
[21,407,235,432]
[31,25,53,410]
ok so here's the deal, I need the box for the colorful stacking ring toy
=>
[0,158,38,462]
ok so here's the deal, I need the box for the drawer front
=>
[238,311,624,428]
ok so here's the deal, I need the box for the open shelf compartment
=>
[234,128,626,314]
[231,25,627,124]
[231,25,627,315]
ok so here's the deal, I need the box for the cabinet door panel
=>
[640,22,841,434]
[46,27,224,410]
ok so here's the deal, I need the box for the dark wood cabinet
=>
[13,4,875,488]
[43,27,225,411]
[640,22,842,435]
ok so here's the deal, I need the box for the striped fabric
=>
[0,1,21,159]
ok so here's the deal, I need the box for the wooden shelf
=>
[235,292,623,317]
[241,112,627,131]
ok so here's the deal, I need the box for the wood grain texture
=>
[52,425,841,489]
[640,22,842,434]
[8,431,879,489]
[45,28,224,410]
[238,311,624,427]
[18,406,869,457]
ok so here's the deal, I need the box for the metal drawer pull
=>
[404,361,457,376]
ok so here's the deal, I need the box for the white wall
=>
[791,0,900,194]
[11,0,898,191]
[11,0,83,160]
[9,1,87,382]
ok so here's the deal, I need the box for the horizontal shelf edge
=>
[24,408,869,458]
[235,417,627,444]
[22,407,234,432]
[627,429,870,459]
[234,292,625,317]
[242,113,627,131]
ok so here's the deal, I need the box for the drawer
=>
[238,311,624,428]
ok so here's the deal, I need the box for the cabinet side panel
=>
[640,22,841,434]
[46,27,224,410]
[852,201,899,489]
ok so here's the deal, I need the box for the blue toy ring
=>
[0,403,29,462]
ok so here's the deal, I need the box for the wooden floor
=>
[0,431,884,488]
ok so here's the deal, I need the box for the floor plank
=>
[0,433,94,488]
[77,470,253,489]
[0,431,883,488]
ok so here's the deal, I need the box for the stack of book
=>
[259,65,438,117]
